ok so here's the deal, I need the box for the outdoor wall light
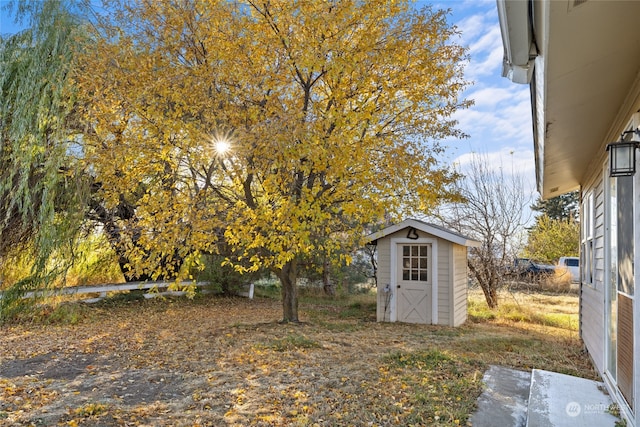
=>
[607,129,640,177]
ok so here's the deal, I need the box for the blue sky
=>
[0,1,23,32]
[0,0,536,195]
[433,0,535,189]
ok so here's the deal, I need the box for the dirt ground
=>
[0,293,594,426]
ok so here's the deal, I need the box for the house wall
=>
[581,169,606,373]
[374,227,465,326]
[578,99,640,426]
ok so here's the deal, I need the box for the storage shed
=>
[365,219,480,326]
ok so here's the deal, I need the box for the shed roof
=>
[365,218,480,248]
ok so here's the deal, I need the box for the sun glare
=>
[214,138,231,155]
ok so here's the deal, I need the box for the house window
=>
[581,192,594,286]
[402,244,429,282]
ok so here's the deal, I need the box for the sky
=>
[0,0,537,196]
[431,0,536,189]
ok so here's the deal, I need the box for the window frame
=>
[581,191,594,286]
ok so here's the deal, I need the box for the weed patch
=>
[381,349,484,425]
[46,303,92,325]
[262,334,322,352]
[468,299,497,322]
[384,349,451,370]
[72,402,108,417]
[338,300,376,319]
[468,288,579,332]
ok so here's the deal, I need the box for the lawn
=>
[0,286,596,426]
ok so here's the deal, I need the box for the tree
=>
[523,214,579,263]
[0,0,89,317]
[1,1,193,292]
[531,191,578,221]
[526,191,579,264]
[75,0,470,322]
[437,153,532,308]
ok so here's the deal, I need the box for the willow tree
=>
[0,1,88,317]
[78,0,469,322]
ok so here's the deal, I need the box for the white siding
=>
[581,285,605,371]
[594,179,606,288]
[376,235,392,322]
[437,239,451,326]
[452,245,469,326]
[581,166,606,373]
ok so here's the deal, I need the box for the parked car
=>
[557,256,580,283]
[510,258,556,280]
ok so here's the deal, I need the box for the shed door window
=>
[402,245,430,282]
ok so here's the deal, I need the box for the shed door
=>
[396,243,432,324]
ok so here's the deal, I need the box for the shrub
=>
[196,254,264,295]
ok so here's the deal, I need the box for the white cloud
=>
[463,22,504,80]
[452,85,532,144]
[468,43,504,79]
[462,17,501,53]
[469,25,501,53]
[466,87,513,108]
[456,13,486,41]
[452,148,537,192]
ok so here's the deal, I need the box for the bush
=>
[539,270,573,293]
[297,249,376,296]
[0,232,124,290]
[65,234,125,286]
[196,254,264,295]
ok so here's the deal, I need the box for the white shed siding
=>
[437,239,451,326]
[376,235,392,322]
[372,225,469,326]
[452,245,468,326]
[581,165,606,373]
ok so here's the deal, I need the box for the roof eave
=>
[496,0,535,85]
[365,219,481,248]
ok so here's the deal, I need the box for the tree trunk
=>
[322,258,335,296]
[278,260,299,322]
[468,258,499,309]
[480,281,499,309]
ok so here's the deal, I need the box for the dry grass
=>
[0,287,596,426]
[468,286,580,333]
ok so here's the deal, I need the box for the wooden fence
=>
[0,281,254,303]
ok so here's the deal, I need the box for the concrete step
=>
[526,369,618,427]
[469,365,531,427]
[470,366,620,427]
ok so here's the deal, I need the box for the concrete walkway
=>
[469,366,621,427]
[527,369,619,427]
[469,365,530,427]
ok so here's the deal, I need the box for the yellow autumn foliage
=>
[75,0,469,320]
